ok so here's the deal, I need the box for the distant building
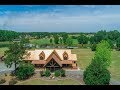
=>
[23,49,78,72]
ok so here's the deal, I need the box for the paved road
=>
[110,79,120,85]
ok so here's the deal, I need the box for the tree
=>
[0,30,19,41]
[107,30,120,42]
[4,37,29,72]
[16,62,35,80]
[50,38,53,44]
[54,35,59,44]
[62,33,68,44]
[83,60,110,85]
[106,39,114,49]
[59,38,63,44]
[91,43,97,51]
[116,37,120,51]
[4,42,21,71]
[94,40,111,68]
[83,40,111,85]
[66,37,73,46]
[93,30,107,43]
[78,34,88,46]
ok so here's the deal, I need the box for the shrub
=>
[91,44,96,51]
[9,78,17,85]
[60,69,66,77]
[40,71,45,77]
[0,79,6,84]
[16,62,35,80]
[45,69,51,77]
[55,70,60,77]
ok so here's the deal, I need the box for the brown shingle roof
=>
[32,60,46,64]
[24,49,77,61]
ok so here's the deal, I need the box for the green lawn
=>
[30,38,50,45]
[0,47,8,56]
[72,49,120,81]
[72,39,78,45]
[17,79,80,85]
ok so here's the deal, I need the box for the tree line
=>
[0,30,19,41]
[0,30,120,50]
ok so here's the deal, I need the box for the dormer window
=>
[40,56,44,60]
[63,51,68,60]
[39,51,45,60]
[64,55,68,60]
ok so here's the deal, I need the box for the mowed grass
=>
[17,79,80,85]
[0,47,8,56]
[72,39,78,45]
[109,50,120,81]
[72,49,120,81]
[30,38,50,45]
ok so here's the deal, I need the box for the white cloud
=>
[0,10,120,32]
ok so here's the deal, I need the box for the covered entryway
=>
[45,58,61,72]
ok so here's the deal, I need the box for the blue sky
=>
[0,5,120,32]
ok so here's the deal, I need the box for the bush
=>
[16,62,35,80]
[55,70,60,77]
[83,62,110,85]
[0,79,6,84]
[9,78,17,85]
[91,44,96,51]
[45,69,51,77]
[40,71,45,77]
[60,69,66,77]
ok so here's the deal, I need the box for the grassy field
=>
[17,79,80,85]
[30,38,51,45]
[72,39,78,45]
[71,49,120,81]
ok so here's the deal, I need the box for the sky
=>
[0,5,120,32]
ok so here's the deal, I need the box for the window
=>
[63,51,68,60]
[40,56,44,60]
[39,51,45,60]
[64,55,68,60]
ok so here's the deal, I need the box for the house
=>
[23,49,78,72]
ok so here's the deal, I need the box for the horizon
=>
[0,5,120,32]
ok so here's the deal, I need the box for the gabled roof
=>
[24,49,77,61]
[44,50,62,67]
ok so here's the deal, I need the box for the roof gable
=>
[44,51,62,67]
[24,49,77,61]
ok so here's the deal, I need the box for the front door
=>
[45,58,61,72]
